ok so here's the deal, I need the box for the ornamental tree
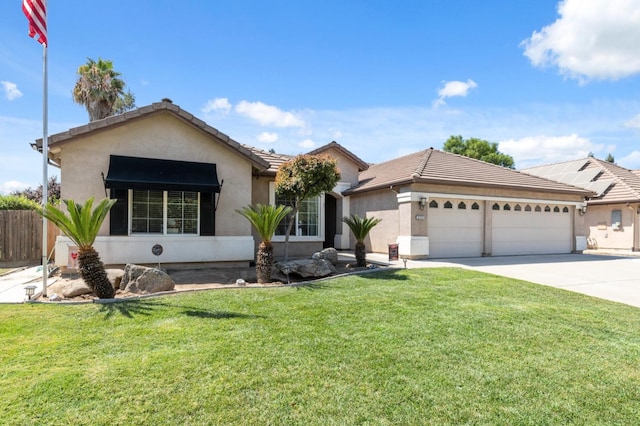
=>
[275,154,341,260]
[443,135,515,169]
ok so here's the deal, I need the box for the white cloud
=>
[499,134,602,168]
[257,132,278,143]
[1,81,23,101]
[202,97,232,114]
[625,114,640,129]
[298,139,315,149]
[433,79,477,107]
[521,0,640,82]
[235,100,305,128]
[0,180,30,195]
[618,151,640,169]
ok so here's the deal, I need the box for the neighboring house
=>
[524,157,640,252]
[35,101,594,268]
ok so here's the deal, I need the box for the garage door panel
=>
[493,211,570,255]
[428,202,483,258]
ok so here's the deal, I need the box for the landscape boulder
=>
[311,247,339,266]
[105,269,124,291]
[120,264,175,294]
[62,279,92,298]
[275,258,336,279]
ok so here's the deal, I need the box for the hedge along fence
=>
[0,210,60,267]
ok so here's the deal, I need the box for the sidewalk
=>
[0,266,57,303]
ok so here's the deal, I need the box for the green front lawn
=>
[2,268,640,425]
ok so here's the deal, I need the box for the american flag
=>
[22,0,47,46]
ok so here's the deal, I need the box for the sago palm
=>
[39,198,116,299]
[237,204,291,283]
[342,214,382,267]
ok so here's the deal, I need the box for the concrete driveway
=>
[399,253,640,308]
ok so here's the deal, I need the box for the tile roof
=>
[523,157,640,204]
[37,101,270,171]
[345,148,592,196]
[307,141,369,171]
[242,145,293,175]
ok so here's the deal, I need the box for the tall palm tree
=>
[237,204,291,283]
[72,57,135,122]
[342,214,382,267]
[39,198,116,299]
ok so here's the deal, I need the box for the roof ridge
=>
[592,158,640,199]
[412,148,433,178]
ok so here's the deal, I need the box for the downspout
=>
[626,203,638,251]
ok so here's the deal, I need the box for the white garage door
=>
[492,203,571,255]
[427,199,483,258]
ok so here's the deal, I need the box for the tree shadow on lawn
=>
[98,299,264,320]
[355,268,409,281]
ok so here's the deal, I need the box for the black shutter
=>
[200,192,215,236]
[109,189,128,235]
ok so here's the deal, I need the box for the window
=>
[612,209,622,230]
[458,202,466,209]
[444,201,453,209]
[503,204,511,211]
[429,200,438,208]
[471,202,480,210]
[167,191,198,234]
[275,196,321,237]
[562,207,569,213]
[492,203,500,210]
[544,206,551,212]
[131,189,198,235]
[514,204,522,211]
[525,205,532,212]
[553,206,560,213]
[132,190,163,233]
[535,205,541,212]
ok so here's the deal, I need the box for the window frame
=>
[129,189,201,236]
[269,182,325,242]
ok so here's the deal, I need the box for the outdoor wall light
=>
[419,197,427,210]
[24,285,37,301]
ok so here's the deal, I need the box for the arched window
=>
[458,202,467,209]
[514,204,522,211]
[429,200,438,208]
[535,205,542,212]
[553,206,560,213]
[562,206,569,213]
[444,201,453,209]
[492,203,500,210]
[503,204,511,211]
[525,205,532,212]
[544,206,551,212]
[471,202,480,210]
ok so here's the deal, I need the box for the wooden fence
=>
[0,210,60,267]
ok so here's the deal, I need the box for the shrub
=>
[0,195,40,210]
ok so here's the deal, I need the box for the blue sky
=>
[2,0,640,194]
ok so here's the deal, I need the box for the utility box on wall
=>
[388,243,399,261]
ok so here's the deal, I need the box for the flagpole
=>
[41,25,48,298]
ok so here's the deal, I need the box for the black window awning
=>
[104,155,221,193]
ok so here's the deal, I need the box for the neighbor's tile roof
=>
[242,145,293,175]
[523,157,640,204]
[344,148,592,196]
[37,101,270,171]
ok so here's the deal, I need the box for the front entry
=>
[324,194,337,248]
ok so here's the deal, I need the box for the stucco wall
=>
[585,203,637,250]
[321,147,361,187]
[349,189,400,253]
[58,112,254,237]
